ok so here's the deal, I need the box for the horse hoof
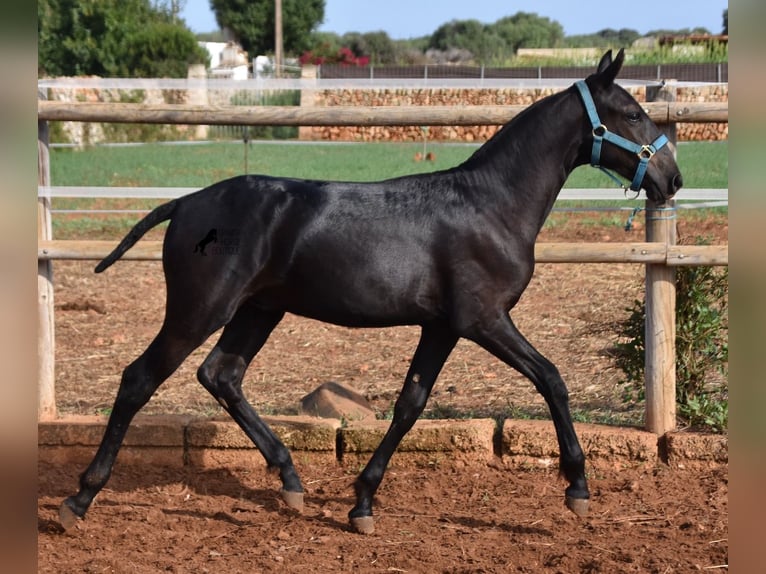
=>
[59,501,81,531]
[565,496,590,517]
[280,489,304,513]
[350,515,375,535]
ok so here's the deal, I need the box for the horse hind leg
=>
[59,322,210,529]
[196,305,304,512]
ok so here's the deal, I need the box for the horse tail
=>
[94,198,179,273]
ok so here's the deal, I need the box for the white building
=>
[199,41,250,80]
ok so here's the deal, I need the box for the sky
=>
[180,0,728,39]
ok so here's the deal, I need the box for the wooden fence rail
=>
[37,92,729,436]
[37,101,727,126]
[38,240,728,267]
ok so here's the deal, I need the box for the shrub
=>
[614,241,728,432]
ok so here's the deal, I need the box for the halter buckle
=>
[638,145,656,160]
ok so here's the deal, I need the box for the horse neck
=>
[458,87,587,221]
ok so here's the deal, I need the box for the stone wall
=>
[43,78,727,146]
[301,84,728,143]
[38,415,728,470]
[676,83,729,141]
[44,78,195,146]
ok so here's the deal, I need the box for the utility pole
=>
[274,0,283,77]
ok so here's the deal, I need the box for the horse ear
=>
[596,50,613,74]
[595,48,625,86]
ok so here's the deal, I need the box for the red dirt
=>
[39,213,728,572]
[38,460,727,573]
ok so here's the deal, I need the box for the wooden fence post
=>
[186,64,209,140]
[38,88,56,420]
[644,81,677,435]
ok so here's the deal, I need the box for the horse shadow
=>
[39,461,554,536]
[38,463,284,534]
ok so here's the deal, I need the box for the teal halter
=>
[575,80,669,194]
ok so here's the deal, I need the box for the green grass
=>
[49,140,727,238]
[49,140,727,188]
[568,141,727,189]
[50,141,473,187]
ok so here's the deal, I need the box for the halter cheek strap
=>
[575,80,668,193]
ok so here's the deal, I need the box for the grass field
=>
[50,140,727,188]
[48,140,727,238]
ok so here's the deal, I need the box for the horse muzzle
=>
[670,173,684,196]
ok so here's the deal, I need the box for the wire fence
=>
[317,62,728,83]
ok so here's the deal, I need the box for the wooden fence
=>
[37,93,728,436]
[37,100,727,126]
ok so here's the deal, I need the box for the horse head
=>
[578,49,683,203]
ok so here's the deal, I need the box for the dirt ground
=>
[39,212,728,572]
[38,459,728,573]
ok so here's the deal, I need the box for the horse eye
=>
[626,111,641,124]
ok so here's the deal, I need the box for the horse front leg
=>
[467,313,590,517]
[349,323,457,534]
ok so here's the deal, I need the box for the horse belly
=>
[276,249,443,328]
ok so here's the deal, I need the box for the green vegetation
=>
[312,13,727,67]
[427,13,565,64]
[211,0,324,57]
[48,140,727,241]
[38,3,727,78]
[615,253,728,433]
[37,0,207,77]
[498,43,728,68]
[49,140,727,189]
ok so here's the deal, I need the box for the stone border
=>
[38,415,727,470]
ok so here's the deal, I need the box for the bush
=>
[615,241,728,432]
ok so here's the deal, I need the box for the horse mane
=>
[457,86,574,171]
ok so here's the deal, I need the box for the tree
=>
[122,21,210,78]
[598,28,640,46]
[360,31,396,65]
[37,0,207,77]
[429,19,486,52]
[428,19,507,63]
[427,13,566,63]
[646,27,712,37]
[723,9,728,35]
[153,0,186,23]
[211,0,324,57]
[341,31,396,64]
[491,12,564,53]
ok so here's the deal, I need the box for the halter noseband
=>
[575,80,668,194]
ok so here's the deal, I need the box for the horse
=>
[59,49,682,535]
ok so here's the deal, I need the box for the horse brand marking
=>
[194,228,240,256]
